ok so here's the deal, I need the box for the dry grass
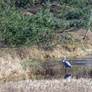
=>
[0,78,92,92]
[0,30,92,81]
[0,42,92,81]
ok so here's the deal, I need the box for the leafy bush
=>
[0,3,56,47]
[15,0,40,7]
[0,0,40,8]
[57,0,86,7]
[58,7,90,19]
[0,9,31,47]
[15,0,29,7]
[29,0,40,5]
[0,1,92,47]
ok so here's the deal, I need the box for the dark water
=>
[71,56,92,66]
[41,56,92,79]
[65,56,92,79]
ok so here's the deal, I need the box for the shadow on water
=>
[40,56,92,80]
[64,74,72,80]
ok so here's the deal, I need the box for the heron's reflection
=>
[64,74,72,80]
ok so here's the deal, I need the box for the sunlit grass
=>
[0,78,92,92]
[0,42,92,82]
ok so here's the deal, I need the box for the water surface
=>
[41,56,92,79]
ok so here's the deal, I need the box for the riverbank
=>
[0,29,92,82]
[0,41,92,82]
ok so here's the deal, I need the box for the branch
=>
[51,1,72,10]
[82,29,90,40]
[57,28,77,34]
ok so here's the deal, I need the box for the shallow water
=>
[41,56,92,79]
[71,56,92,66]
[65,56,92,79]
[0,56,92,82]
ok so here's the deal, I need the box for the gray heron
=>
[62,56,72,73]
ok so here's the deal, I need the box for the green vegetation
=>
[0,0,92,47]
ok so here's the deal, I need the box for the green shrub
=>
[58,7,90,19]
[15,0,29,7]
[57,0,86,7]
[0,4,56,47]
[0,1,92,47]
[29,0,40,5]
[0,0,40,8]
[0,9,31,47]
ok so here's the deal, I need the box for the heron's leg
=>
[62,65,66,74]
[67,68,69,73]
[65,68,67,74]
[63,65,67,74]
[65,68,71,74]
[62,65,65,73]
[68,67,72,73]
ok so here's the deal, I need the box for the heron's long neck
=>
[62,59,65,62]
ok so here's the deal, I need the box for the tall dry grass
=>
[0,41,92,82]
[0,29,92,81]
[0,78,92,92]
